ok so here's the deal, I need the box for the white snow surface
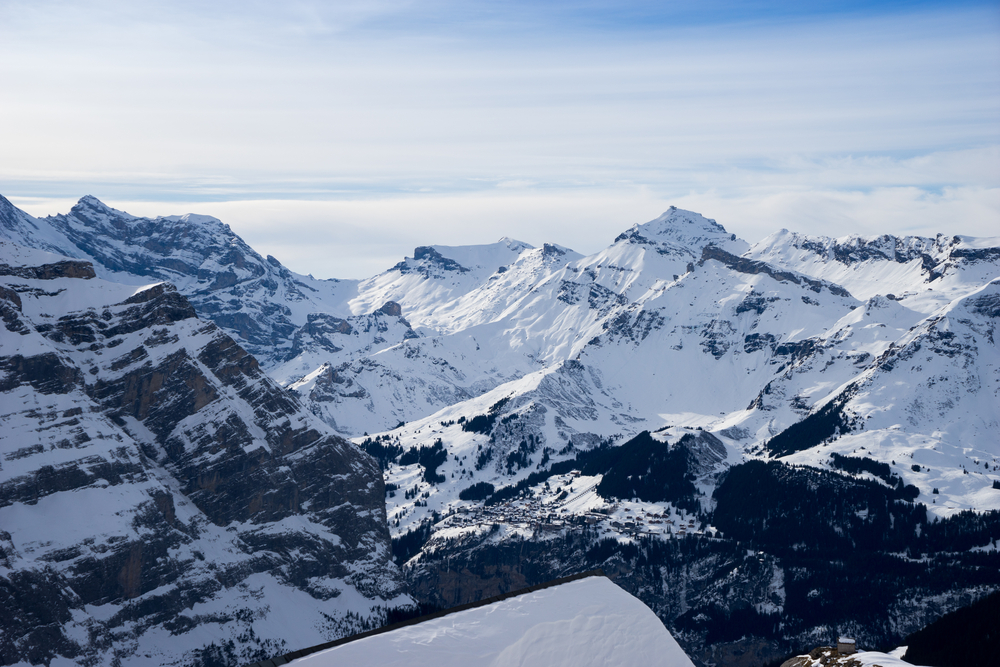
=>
[288,576,695,667]
[356,216,999,535]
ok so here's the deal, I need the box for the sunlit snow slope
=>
[284,574,695,667]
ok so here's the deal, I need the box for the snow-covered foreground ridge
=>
[266,573,695,667]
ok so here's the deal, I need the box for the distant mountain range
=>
[1,194,997,666]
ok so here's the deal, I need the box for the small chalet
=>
[837,636,857,655]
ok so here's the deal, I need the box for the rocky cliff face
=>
[0,195,378,369]
[38,195,329,367]
[0,245,405,666]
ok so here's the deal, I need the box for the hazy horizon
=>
[3,0,998,279]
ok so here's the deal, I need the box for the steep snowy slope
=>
[282,208,769,435]
[762,278,1000,514]
[0,243,406,666]
[280,574,696,667]
[269,240,564,434]
[278,243,587,434]
[348,237,536,327]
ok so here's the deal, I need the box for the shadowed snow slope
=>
[286,575,695,667]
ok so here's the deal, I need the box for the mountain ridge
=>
[2,193,998,667]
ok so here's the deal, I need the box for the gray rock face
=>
[393,247,470,277]
[0,251,404,666]
[0,259,96,281]
[700,245,852,297]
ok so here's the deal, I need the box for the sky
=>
[1,0,998,279]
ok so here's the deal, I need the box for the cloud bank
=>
[2,1,997,277]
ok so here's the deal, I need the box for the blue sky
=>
[1,0,998,278]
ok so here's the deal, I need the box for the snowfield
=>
[286,575,696,667]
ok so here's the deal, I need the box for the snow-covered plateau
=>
[1,193,998,666]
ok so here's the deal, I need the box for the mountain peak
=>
[162,212,227,229]
[497,236,533,252]
[615,207,746,254]
[71,195,130,219]
[75,194,108,209]
[0,193,24,227]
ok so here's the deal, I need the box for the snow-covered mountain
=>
[746,228,1000,311]
[0,240,406,666]
[2,193,998,666]
[354,209,998,535]
[0,195,400,369]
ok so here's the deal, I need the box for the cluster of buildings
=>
[439,496,706,541]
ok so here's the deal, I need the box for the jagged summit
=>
[67,195,231,235]
[497,235,532,248]
[615,206,748,255]
[67,195,146,228]
[390,237,535,277]
[0,195,366,365]
[163,211,228,227]
[73,193,121,212]
[747,225,1000,309]
[540,241,574,256]
[752,227,949,264]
